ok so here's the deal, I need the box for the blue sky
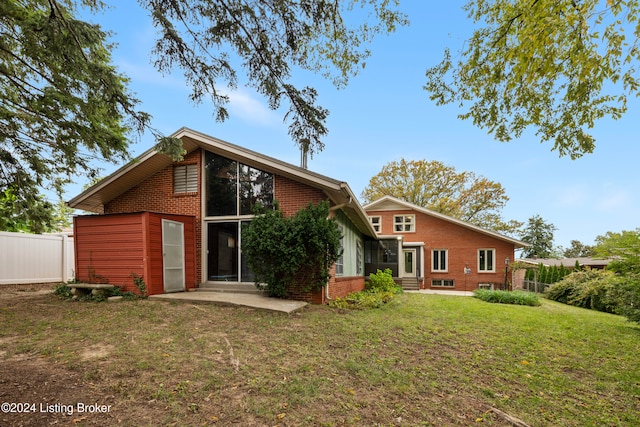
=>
[68,2,639,251]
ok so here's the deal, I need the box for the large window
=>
[432,249,448,272]
[205,151,273,283]
[478,248,495,272]
[205,151,273,216]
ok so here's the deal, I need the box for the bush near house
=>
[242,201,341,298]
[330,269,402,310]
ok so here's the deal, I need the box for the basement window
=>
[431,279,455,288]
[174,164,198,193]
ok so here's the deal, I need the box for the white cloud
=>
[223,87,280,127]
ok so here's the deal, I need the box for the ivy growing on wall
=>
[242,201,342,298]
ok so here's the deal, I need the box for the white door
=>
[402,249,417,278]
[162,219,185,293]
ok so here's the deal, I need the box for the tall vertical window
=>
[207,222,239,281]
[239,164,274,214]
[394,215,415,232]
[478,248,495,272]
[205,151,274,283]
[432,249,448,272]
[336,225,344,276]
[356,240,363,275]
[205,154,238,216]
[368,216,381,233]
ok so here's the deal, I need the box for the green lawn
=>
[1,291,638,426]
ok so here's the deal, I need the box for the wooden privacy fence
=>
[0,231,74,285]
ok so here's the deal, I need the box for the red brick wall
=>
[105,149,203,282]
[286,265,366,304]
[274,175,327,216]
[369,209,515,291]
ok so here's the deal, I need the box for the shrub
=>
[242,201,341,298]
[331,271,402,310]
[473,289,540,306]
[330,290,399,310]
[606,274,640,324]
[53,283,72,299]
[366,268,403,294]
[546,270,617,313]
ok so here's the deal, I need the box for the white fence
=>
[0,231,74,285]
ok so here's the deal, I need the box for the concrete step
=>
[197,282,262,294]
[397,278,420,291]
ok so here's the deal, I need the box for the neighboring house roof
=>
[68,127,377,238]
[519,257,612,268]
[363,195,529,248]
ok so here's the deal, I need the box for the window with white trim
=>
[393,215,415,232]
[432,249,448,272]
[368,216,381,233]
[174,164,198,193]
[432,279,455,287]
[478,248,495,272]
[356,240,363,275]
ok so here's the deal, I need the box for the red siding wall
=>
[369,209,515,291]
[74,212,196,295]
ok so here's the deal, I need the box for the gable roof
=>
[68,127,377,238]
[363,195,528,248]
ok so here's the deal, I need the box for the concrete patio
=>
[149,291,308,314]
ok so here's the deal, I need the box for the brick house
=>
[363,196,527,292]
[68,127,527,301]
[68,127,376,303]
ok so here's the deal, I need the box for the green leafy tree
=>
[607,274,640,324]
[1,0,154,227]
[520,215,557,258]
[145,0,406,159]
[594,229,640,275]
[242,201,341,298]
[362,158,522,234]
[563,240,596,258]
[424,0,640,158]
[2,0,406,229]
[0,188,72,233]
